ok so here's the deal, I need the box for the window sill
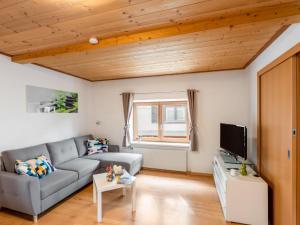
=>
[131,141,190,150]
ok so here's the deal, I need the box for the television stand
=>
[212,153,268,225]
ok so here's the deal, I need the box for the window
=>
[133,101,189,143]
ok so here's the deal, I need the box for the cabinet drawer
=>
[213,170,226,207]
[213,165,226,191]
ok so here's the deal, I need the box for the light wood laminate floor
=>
[0,170,240,225]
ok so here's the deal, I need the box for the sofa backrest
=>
[74,135,92,157]
[1,144,50,173]
[46,138,79,166]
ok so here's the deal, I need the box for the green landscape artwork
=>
[26,85,78,113]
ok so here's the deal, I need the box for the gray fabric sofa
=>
[0,135,143,221]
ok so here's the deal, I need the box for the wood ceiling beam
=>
[11,2,300,64]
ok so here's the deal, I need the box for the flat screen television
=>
[220,123,247,160]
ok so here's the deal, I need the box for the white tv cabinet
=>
[213,153,268,225]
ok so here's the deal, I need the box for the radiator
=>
[123,147,187,172]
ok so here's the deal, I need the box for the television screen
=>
[220,123,247,159]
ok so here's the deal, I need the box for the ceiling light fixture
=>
[89,37,99,45]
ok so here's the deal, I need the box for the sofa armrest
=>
[108,145,120,152]
[0,171,41,216]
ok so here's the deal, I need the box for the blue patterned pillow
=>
[15,155,56,179]
[35,155,56,178]
[15,159,38,177]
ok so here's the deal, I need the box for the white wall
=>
[247,23,300,164]
[89,71,249,173]
[0,55,91,151]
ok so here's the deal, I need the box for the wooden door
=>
[297,54,300,225]
[258,56,297,225]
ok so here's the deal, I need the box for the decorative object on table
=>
[86,137,109,155]
[240,161,248,176]
[118,170,135,185]
[106,165,114,182]
[113,165,123,183]
[26,85,78,113]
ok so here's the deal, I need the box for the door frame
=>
[257,44,300,225]
[297,53,300,225]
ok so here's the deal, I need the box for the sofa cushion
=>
[55,158,100,178]
[15,159,38,178]
[83,153,143,175]
[15,155,55,179]
[34,155,56,179]
[47,138,79,166]
[107,145,120,153]
[2,144,50,173]
[40,169,78,200]
[74,135,93,157]
[87,139,108,155]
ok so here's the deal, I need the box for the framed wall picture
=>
[26,85,78,113]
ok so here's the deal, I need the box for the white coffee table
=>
[93,173,136,223]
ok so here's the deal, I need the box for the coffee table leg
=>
[97,191,102,223]
[132,181,136,212]
[93,179,96,204]
[122,187,126,196]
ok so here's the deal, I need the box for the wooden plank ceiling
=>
[1,0,300,81]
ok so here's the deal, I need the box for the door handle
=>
[288,149,291,160]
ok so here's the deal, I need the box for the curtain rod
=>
[120,90,199,95]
